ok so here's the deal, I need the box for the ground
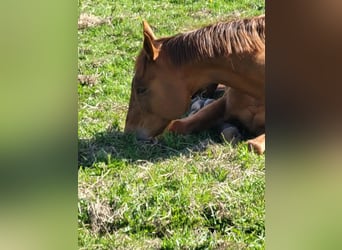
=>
[78,0,265,249]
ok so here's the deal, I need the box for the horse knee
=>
[167,119,189,134]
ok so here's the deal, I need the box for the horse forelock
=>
[160,15,265,66]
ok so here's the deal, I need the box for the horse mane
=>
[159,15,265,66]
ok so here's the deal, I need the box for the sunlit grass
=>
[78,0,265,248]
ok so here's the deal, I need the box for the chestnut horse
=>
[125,15,265,154]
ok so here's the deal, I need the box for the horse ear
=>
[143,20,157,40]
[142,20,160,61]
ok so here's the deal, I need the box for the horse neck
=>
[181,57,263,99]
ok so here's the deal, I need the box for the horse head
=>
[124,21,191,140]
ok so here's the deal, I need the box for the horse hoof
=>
[221,125,241,145]
[203,98,215,106]
[189,99,205,115]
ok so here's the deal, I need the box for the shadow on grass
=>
[78,125,221,168]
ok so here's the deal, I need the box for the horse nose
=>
[135,129,151,141]
[124,126,151,140]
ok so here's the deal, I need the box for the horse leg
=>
[223,88,265,154]
[167,95,227,134]
[168,88,266,155]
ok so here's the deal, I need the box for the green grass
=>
[78,0,265,249]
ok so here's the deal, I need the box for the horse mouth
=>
[125,121,169,143]
[133,129,159,144]
[135,132,159,144]
[137,136,159,144]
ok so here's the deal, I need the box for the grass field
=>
[78,0,265,249]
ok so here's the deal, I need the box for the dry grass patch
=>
[78,13,111,29]
[78,74,99,86]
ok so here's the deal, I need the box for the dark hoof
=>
[221,124,242,145]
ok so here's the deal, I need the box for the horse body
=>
[124,15,265,153]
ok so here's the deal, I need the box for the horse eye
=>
[136,87,148,95]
